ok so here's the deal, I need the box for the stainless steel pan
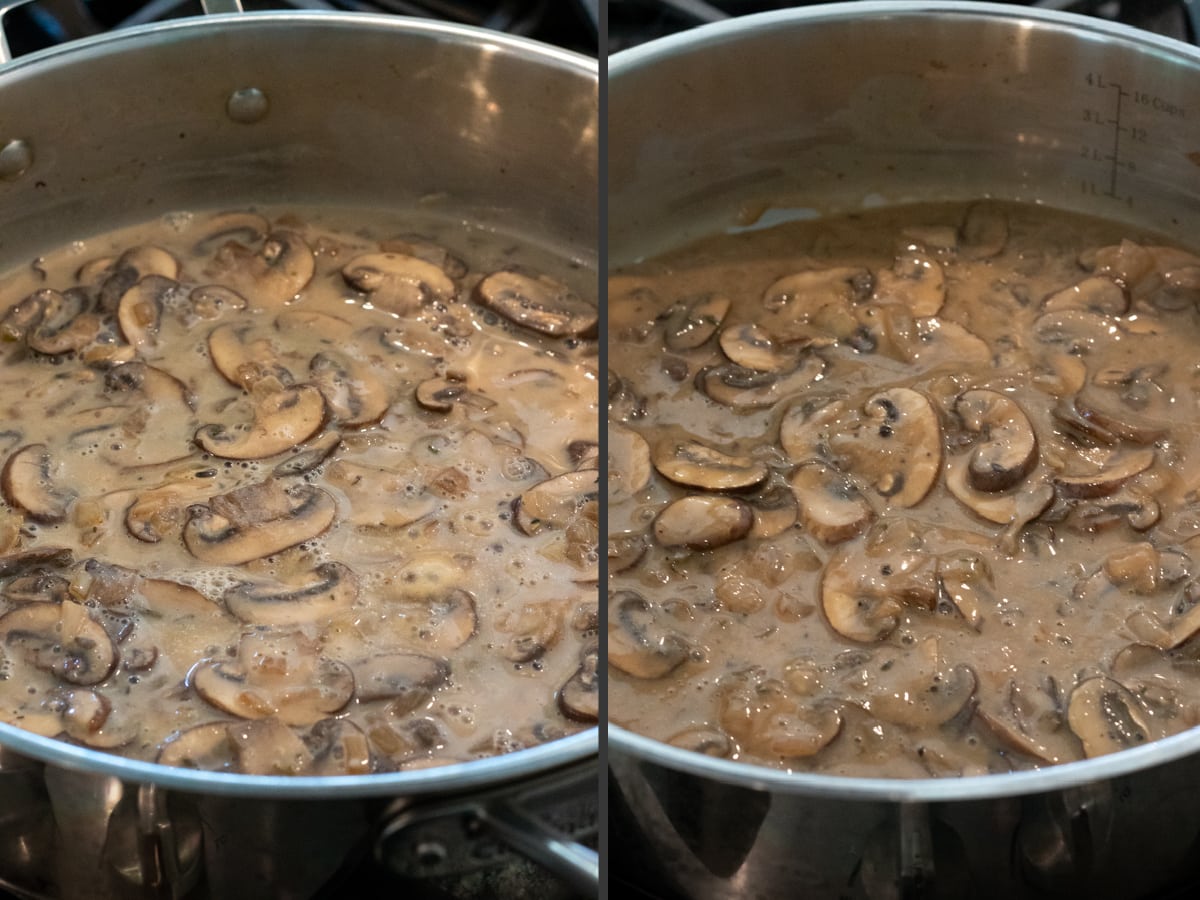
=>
[609,4,1200,898]
[0,9,598,899]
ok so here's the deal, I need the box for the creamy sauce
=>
[608,201,1200,777]
[0,208,598,774]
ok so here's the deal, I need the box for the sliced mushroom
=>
[228,717,314,776]
[666,726,734,758]
[206,323,294,391]
[495,601,564,663]
[474,269,597,338]
[860,639,977,727]
[124,480,217,543]
[116,275,176,350]
[662,294,730,350]
[954,390,1038,492]
[26,289,101,355]
[305,718,373,776]
[945,455,1055,526]
[192,630,354,726]
[1067,676,1160,759]
[183,481,337,565]
[96,246,179,313]
[976,678,1081,765]
[0,289,54,341]
[651,437,768,491]
[608,590,689,679]
[1073,383,1170,445]
[379,234,468,277]
[653,494,752,550]
[208,230,314,309]
[718,673,842,758]
[157,723,238,772]
[513,470,598,536]
[697,356,825,410]
[273,430,342,478]
[0,546,73,577]
[350,652,450,710]
[779,395,845,462]
[192,211,270,254]
[388,579,478,652]
[309,351,389,428]
[821,544,939,643]
[2,572,70,605]
[1081,239,1156,292]
[762,266,873,322]
[2,443,74,523]
[873,247,945,316]
[558,642,598,723]
[342,252,456,315]
[958,202,1008,259]
[56,688,136,749]
[1032,309,1117,354]
[718,323,796,372]
[196,384,327,459]
[414,374,494,414]
[746,479,800,539]
[1054,447,1156,499]
[224,562,358,626]
[1043,276,1129,315]
[608,423,652,501]
[829,387,942,507]
[138,578,228,620]
[0,600,117,685]
[789,462,873,544]
[101,363,198,467]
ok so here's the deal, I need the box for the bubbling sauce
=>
[609,201,1200,777]
[0,208,598,775]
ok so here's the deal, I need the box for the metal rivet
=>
[0,139,33,179]
[226,88,269,125]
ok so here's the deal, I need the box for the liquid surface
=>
[609,201,1200,777]
[0,208,599,775]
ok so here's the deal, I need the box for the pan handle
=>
[376,760,599,897]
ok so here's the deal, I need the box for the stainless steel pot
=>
[608,4,1200,899]
[0,9,598,900]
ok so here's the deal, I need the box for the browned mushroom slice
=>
[1073,384,1170,445]
[224,562,358,626]
[208,230,314,309]
[608,423,651,501]
[653,494,752,551]
[821,540,939,642]
[2,443,74,523]
[874,247,945,316]
[558,642,599,723]
[228,717,314,776]
[1043,276,1129,315]
[342,252,456,315]
[273,430,342,478]
[474,269,597,338]
[1055,447,1156,499]
[57,688,136,749]
[945,456,1054,527]
[116,275,176,350]
[138,578,228,620]
[779,395,845,463]
[608,590,689,679]
[1067,676,1161,759]
[193,211,270,254]
[305,718,373,776]
[93,245,179,314]
[308,351,389,428]
[762,266,872,320]
[666,726,735,758]
[663,294,730,350]
[0,289,54,341]
[718,323,796,372]
[385,556,480,651]
[196,384,327,460]
[207,322,294,391]
[652,438,768,491]
[746,479,799,539]
[958,202,1008,259]
[954,390,1038,492]
[350,652,450,711]
[157,722,239,771]
[414,374,495,414]
[830,387,942,507]
[102,362,198,467]
[124,481,213,544]
[192,630,354,726]
[0,600,117,685]
[697,356,825,410]
[0,546,73,577]
[379,234,467,277]
[183,481,337,565]
[513,470,598,536]
[608,533,649,574]
[26,289,100,355]
[860,638,977,727]
[1081,239,1156,291]
[976,678,1081,765]
[3,572,70,604]
[495,601,565,663]
[718,674,842,758]
[789,462,872,545]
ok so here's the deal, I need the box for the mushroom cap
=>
[195,384,328,460]
[652,437,768,492]
[789,462,873,545]
[206,322,295,392]
[653,494,753,551]
[349,652,450,709]
[342,252,456,315]
[954,389,1038,493]
[474,269,597,338]
[1,443,74,523]
[513,470,598,537]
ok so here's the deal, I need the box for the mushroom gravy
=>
[609,200,1200,777]
[0,208,598,774]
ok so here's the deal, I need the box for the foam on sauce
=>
[0,207,598,774]
[608,201,1200,777]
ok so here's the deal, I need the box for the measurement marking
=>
[1108,83,1126,196]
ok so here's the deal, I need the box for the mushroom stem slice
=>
[196,384,328,460]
